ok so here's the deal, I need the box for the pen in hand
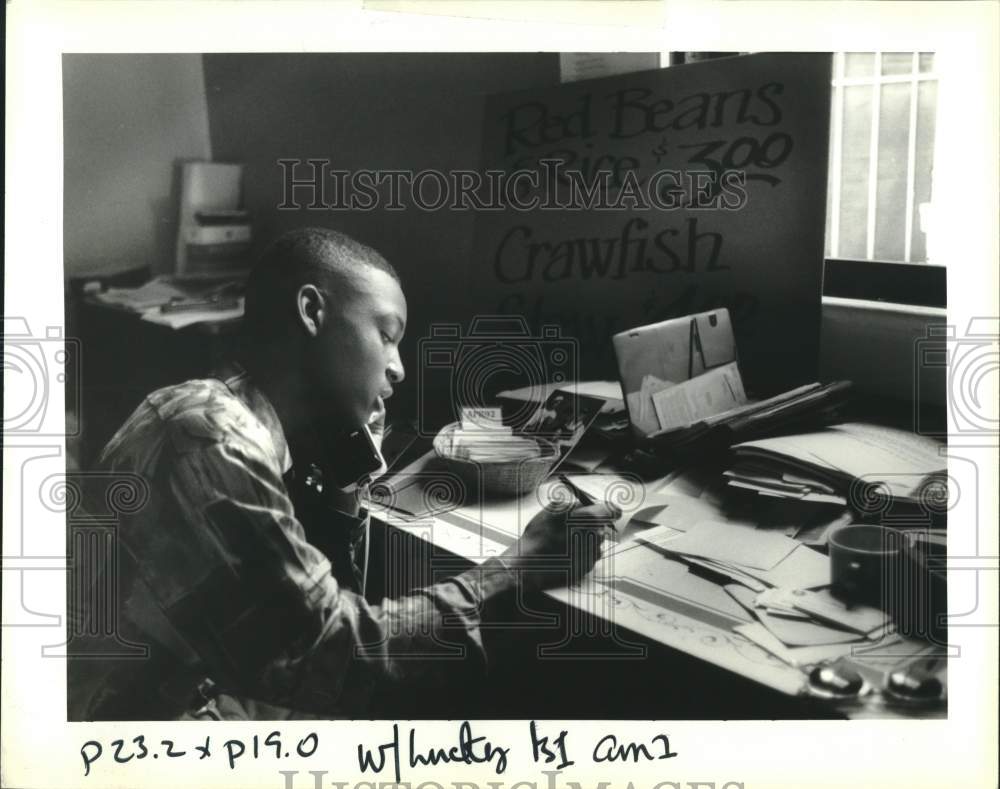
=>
[557,473,624,538]
[557,473,596,506]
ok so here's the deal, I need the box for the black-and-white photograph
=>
[59,49,955,723]
[3,4,998,786]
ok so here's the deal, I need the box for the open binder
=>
[612,310,852,456]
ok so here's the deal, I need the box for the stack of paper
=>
[451,435,541,463]
[140,297,244,329]
[627,373,677,435]
[93,276,193,311]
[636,380,853,460]
[650,361,747,430]
[448,406,541,462]
[724,462,848,505]
[91,275,247,329]
[727,422,947,508]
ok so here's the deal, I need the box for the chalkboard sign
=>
[471,53,832,395]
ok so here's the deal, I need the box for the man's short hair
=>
[242,227,399,341]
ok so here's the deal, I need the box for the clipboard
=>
[612,309,738,437]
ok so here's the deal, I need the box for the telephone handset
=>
[320,423,388,493]
[292,427,383,594]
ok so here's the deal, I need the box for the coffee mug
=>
[828,524,903,608]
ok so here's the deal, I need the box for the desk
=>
[371,452,947,720]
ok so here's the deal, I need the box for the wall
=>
[820,297,946,407]
[202,53,560,416]
[470,53,832,389]
[63,54,212,278]
[63,54,947,423]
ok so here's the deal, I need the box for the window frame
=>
[823,51,945,309]
[823,257,945,308]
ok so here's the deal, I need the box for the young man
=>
[69,227,616,720]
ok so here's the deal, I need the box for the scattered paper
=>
[670,554,767,592]
[754,544,831,589]
[140,298,244,329]
[632,524,685,547]
[734,623,859,667]
[754,608,862,647]
[94,276,192,311]
[759,607,811,621]
[724,584,758,615]
[657,520,800,571]
[624,494,720,534]
[593,543,753,624]
[777,588,891,634]
[756,587,805,615]
[796,510,853,546]
[564,473,630,502]
[557,444,612,473]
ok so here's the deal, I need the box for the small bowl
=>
[432,422,560,497]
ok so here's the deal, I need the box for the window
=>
[825,52,939,264]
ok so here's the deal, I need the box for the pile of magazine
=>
[641,375,854,456]
[611,309,853,459]
[725,422,948,517]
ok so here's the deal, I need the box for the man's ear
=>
[296,284,326,338]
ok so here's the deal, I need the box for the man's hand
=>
[499,502,620,591]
